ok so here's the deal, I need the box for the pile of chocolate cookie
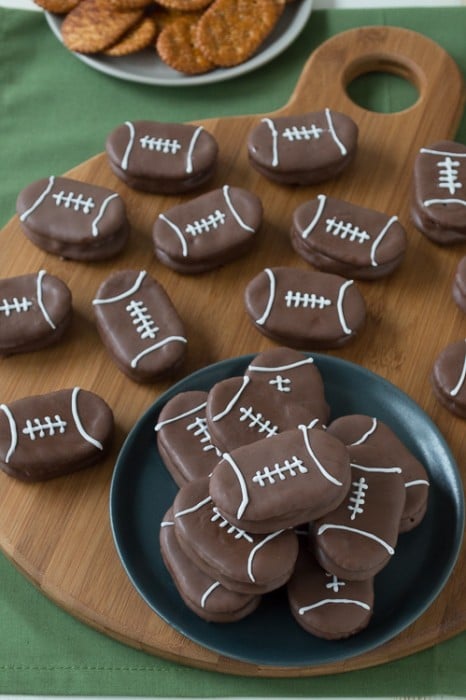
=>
[156,347,430,639]
[34,0,296,75]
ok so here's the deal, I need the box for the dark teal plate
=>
[110,354,464,667]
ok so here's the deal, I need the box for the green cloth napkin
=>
[0,5,465,697]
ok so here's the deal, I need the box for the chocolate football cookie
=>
[160,508,261,622]
[206,349,329,453]
[452,256,466,313]
[152,185,262,273]
[155,391,221,486]
[313,456,406,580]
[327,414,430,532]
[209,425,351,534]
[16,176,129,260]
[0,387,114,481]
[411,140,466,244]
[431,339,466,418]
[291,195,407,279]
[244,266,366,349]
[247,109,358,185]
[0,270,72,356]
[287,548,374,640]
[92,269,187,382]
[173,477,299,594]
[106,120,218,194]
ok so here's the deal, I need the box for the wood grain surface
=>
[0,26,465,677]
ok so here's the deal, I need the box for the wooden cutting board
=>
[0,26,465,677]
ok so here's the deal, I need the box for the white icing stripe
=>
[317,523,395,555]
[256,268,276,326]
[336,279,354,335]
[175,496,212,518]
[71,387,103,451]
[420,148,466,158]
[325,108,347,155]
[262,117,279,167]
[222,452,249,520]
[130,336,187,368]
[247,529,284,583]
[223,185,255,232]
[450,343,466,397]
[91,193,118,237]
[301,194,327,239]
[0,404,18,464]
[211,376,250,422]
[158,213,188,257]
[248,357,315,373]
[300,424,343,486]
[92,270,147,306]
[298,598,371,615]
[423,198,466,207]
[36,270,56,330]
[19,175,55,221]
[200,581,221,609]
[370,215,398,267]
[154,401,207,431]
[349,418,377,446]
[350,463,402,474]
[186,126,203,174]
[121,121,135,171]
[405,479,430,488]
[160,520,174,527]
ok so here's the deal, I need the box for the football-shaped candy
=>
[327,414,430,532]
[287,548,374,640]
[452,256,466,313]
[0,270,72,356]
[106,120,218,194]
[160,507,261,623]
[206,348,329,453]
[16,176,129,260]
[173,477,299,594]
[291,195,407,279]
[247,108,358,185]
[313,454,406,580]
[92,269,187,382]
[431,339,466,418]
[155,390,221,486]
[244,266,366,349]
[411,140,466,244]
[209,426,351,533]
[152,185,262,274]
[0,387,114,481]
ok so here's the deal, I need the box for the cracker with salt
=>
[156,14,216,74]
[104,16,158,56]
[61,0,143,53]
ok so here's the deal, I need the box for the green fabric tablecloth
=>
[0,5,465,696]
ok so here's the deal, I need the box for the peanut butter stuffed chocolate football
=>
[247,108,358,185]
[106,120,218,194]
[431,339,466,417]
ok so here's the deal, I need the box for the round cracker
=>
[156,14,215,74]
[104,16,158,56]
[155,0,212,10]
[33,0,81,12]
[61,0,143,53]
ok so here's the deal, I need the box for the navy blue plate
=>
[110,354,464,667]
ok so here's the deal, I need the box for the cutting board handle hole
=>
[343,56,420,114]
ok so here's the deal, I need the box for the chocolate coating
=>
[0,387,114,481]
[247,109,358,185]
[16,176,129,260]
[93,269,187,383]
[411,140,466,244]
[106,120,218,194]
[244,266,366,349]
[291,195,406,279]
[173,478,299,594]
[452,256,466,313]
[209,426,351,534]
[153,186,262,273]
[160,508,261,623]
[0,270,72,356]
[431,339,466,418]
